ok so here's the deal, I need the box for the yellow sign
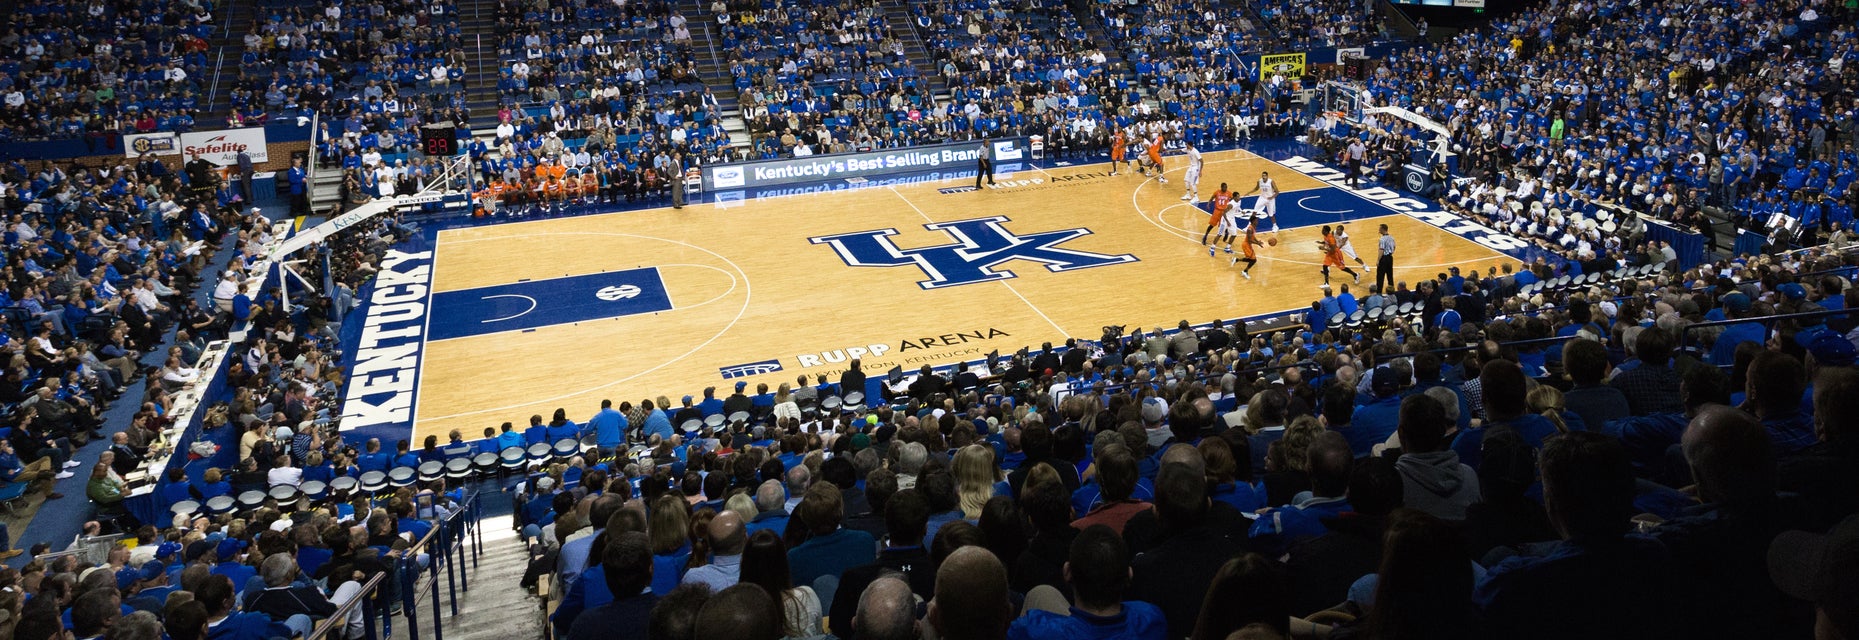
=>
[1261,53,1307,78]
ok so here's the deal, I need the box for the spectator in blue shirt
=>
[195,468,232,500]
[356,439,392,474]
[1347,366,1406,457]
[786,483,877,588]
[522,477,562,532]
[393,440,421,469]
[565,532,658,640]
[199,574,296,640]
[495,422,526,451]
[524,415,550,446]
[1747,351,1816,455]
[588,400,627,449]
[1305,301,1328,335]
[1250,432,1354,555]
[1435,297,1463,333]
[1711,292,1764,366]
[1453,360,1562,469]
[545,408,579,443]
[641,402,674,442]
[1008,524,1168,640]
[1318,287,1342,319]
[1201,437,1266,514]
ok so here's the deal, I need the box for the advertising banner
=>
[123,132,181,158]
[704,137,1029,190]
[1261,53,1308,78]
[180,127,268,166]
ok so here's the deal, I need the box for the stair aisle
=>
[677,0,753,149]
[457,0,504,132]
[202,0,260,123]
[389,514,540,640]
[879,0,948,104]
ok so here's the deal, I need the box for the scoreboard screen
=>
[421,125,459,156]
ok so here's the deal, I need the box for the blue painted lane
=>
[428,267,673,340]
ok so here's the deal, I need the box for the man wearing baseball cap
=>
[1770,514,1859,639]
[1711,291,1761,366]
[723,381,754,417]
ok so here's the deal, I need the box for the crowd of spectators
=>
[889,0,1128,160]
[468,0,731,208]
[1087,0,1334,151]
[1253,0,1381,52]
[227,0,465,128]
[493,232,1859,640]
[0,148,281,557]
[1334,0,1856,244]
[16,0,1859,637]
[0,201,470,640]
[721,0,938,157]
[456,2,1859,638]
[0,0,216,144]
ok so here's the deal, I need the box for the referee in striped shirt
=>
[1376,224,1396,293]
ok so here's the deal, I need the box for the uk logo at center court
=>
[809,216,1137,289]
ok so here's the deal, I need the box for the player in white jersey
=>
[1334,223,1370,271]
[1240,170,1279,238]
[1180,145,1203,201]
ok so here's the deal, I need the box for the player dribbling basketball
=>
[1230,219,1264,279]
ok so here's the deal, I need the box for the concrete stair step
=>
[388,516,540,640]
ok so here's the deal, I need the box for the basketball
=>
[1268,237,1279,247]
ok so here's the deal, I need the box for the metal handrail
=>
[1677,308,1849,354]
[207,48,227,118]
[396,491,482,640]
[303,570,387,640]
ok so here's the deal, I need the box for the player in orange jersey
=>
[1201,182,1233,246]
[579,170,599,204]
[1229,220,1264,279]
[1320,225,1360,285]
[1144,132,1168,183]
[1109,128,1128,176]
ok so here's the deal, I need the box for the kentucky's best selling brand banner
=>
[180,127,269,165]
[704,137,1030,190]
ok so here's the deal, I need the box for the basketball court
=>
[339,149,1527,442]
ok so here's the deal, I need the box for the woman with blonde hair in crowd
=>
[773,384,801,422]
[953,444,1005,519]
[1526,383,1575,434]
[649,494,694,594]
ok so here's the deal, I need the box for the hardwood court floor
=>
[407,150,1517,439]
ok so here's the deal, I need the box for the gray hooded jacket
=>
[1395,449,1481,521]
